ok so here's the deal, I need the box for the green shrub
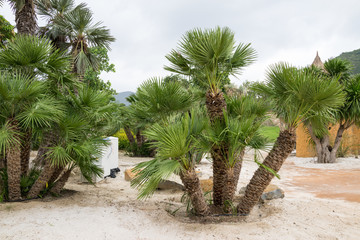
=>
[113,129,131,150]
[126,142,154,157]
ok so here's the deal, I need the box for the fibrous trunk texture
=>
[48,167,64,185]
[124,126,135,145]
[205,90,227,122]
[20,128,32,176]
[136,130,145,148]
[211,145,228,206]
[15,0,37,35]
[0,155,6,169]
[222,150,245,206]
[50,169,71,195]
[6,119,22,201]
[180,168,210,216]
[205,89,228,207]
[27,160,55,199]
[237,130,296,215]
[33,131,58,169]
[308,124,346,164]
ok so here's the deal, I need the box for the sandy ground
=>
[1,150,360,240]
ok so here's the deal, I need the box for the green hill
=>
[114,91,134,106]
[336,48,360,75]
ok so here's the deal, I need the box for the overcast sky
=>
[1,0,359,93]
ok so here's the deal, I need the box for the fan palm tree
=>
[165,26,256,206]
[0,35,70,176]
[0,0,37,34]
[220,94,268,204]
[236,62,345,215]
[51,6,115,78]
[132,110,210,216]
[0,71,64,201]
[28,86,115,198]
[124,77,195,156]
[305,58,359,163]
[36,0,87,50]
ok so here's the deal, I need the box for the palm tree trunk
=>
[237,129,296,215]
[32,131,58,169]
[205,89,228,207]
[27,160,55,199]
[6,118,22,201]
[50,169,71,195]
[49,167,64,185]
[222,150,245,205]
[136,130,144,148]
[308,124,346,163]
[211,144,228,206]
[124,126,135,145]
[20,128,32,176]
[15,0,37,35]
[205,90,227,121]
[180,168,210,216]
[0,154,6,169]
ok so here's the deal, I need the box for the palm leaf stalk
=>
[236,62,345,215]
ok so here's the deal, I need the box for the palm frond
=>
[254,62,345,129]
[0,120,21,156]
[165,26,256,91]
[131,158,181,200]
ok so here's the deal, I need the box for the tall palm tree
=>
[236,62,345,215]
[1,0,37,34]
[165,27,256,206]
[36,0,87,50]
[305,58,359,163]
[52,6,115,77]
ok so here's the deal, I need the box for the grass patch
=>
[259,126,280,143]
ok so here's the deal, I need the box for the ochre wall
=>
[296,123,360,157]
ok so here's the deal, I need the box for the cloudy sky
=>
[2,0,359,93]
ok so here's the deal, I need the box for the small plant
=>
[20,169,40,196]
[223,200,237,215]
[179,191,214,216]
[336,141,351,158]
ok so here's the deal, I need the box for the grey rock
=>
[261,188,285,201]
[157,180,185,191]
[238,185,285,201]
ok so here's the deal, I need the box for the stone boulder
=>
[239,184,284,201]
[157,180,185,191]
[261,184,285,201]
